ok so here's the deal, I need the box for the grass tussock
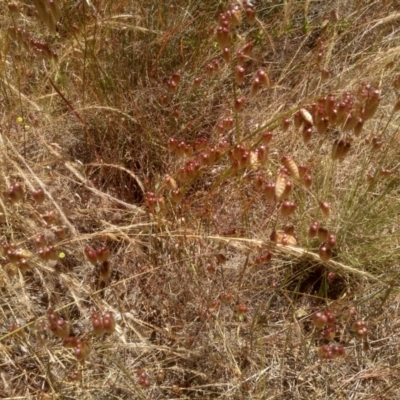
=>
[1,0,400,399]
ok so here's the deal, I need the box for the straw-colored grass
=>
[1,1,400,399]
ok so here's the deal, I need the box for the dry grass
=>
[2,0,400,399]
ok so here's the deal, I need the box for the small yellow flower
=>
[16,116,23,123]
[59,252,66,259]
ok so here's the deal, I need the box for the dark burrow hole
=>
[286,261,347,301]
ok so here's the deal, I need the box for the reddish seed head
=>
[303,173,312,189]
[312,311,327,328]
[323,325,336,340]
[281,117,291,132]
[241,42,254,56]
[325,310,336,325]
[279,201,297,217]
[257,69,270,88]
[193,76,202,88]
[103,311,116,334]
[222,47,230,63]
[317,227,329,242]
[205,63,215,77]
[319,201,331,217]
[261,131,273,145]
[206,263,216,274]
[167,79,177,93]
[250,77,261,97]
[236,50,245,65]
[74,341,91,362]
[236,303,248,314]
[32,188,45,204]
[326,234,336,249]
[234,97,246,112]
[302,126,313,143]
[171,72,181,84]
[293,111,303,129]
[284,225,295,235]
[84,247,98,265]
[222,117,234,130]
[234,65,245,85]
[265,183,275,202]
[216,26,230,49]
[96,245,110,263]
[245,6,256,25]
[168,137,178,151]
[319,244,332,262]
[327,271,336,281]
[63,336,78,348]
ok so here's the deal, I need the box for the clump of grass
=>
[1,1,400,399]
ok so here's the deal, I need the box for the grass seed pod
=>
[205,63,214,77]
[50,318,70,338]
[318,227,329,242]
[353,118,364,136]
[275,174,287,201]
[281,117,291,132]
[261,131,273,145]
[230,5,242,26]
[279,201,297,217]
[257,145,268,165]
[303,173,312,189]
[245,6,256,25]
[236,50,245,65]
[250,77,261,97]
[91,313,104,336]
[328,107,338,125]
[270,230,297,245]
[165,175,177,190]
[234,97,246,112]
[326,234,337,249]
[96,245,110,263]
[216,26,230,49]
[308,221,319,238]
[323,326,336,340]
[265,183,275,202]
[364,90,381,119]
[103,311,116,334]
[32,188,45,204]
[257,69,270,88]
[293,111,303,129]
[222,47,230,63]
[315,117,329,135]
[254,173,264,191]
[318,345,333,360]
[312,311,327,328]
[284,224,295,235]
[319,243,332,262]
[234,65,245,85]
[84,246,98,265]
[281,155,299,180]
[302,125,313,143]
[63,336,78,348]
[193,77,202,89]
[299,108,313,126]
[319,201,331,217]
[75,341,91,362]
[331,345,345,358]
[241,42,254,56]
[171,188,184,203]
